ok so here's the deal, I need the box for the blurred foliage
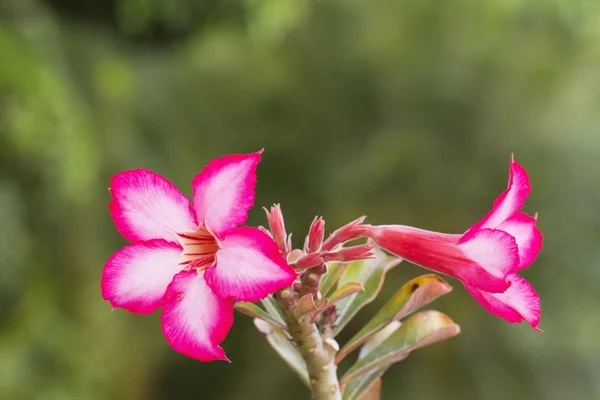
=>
[1,0,599,399]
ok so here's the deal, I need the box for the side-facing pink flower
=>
[364,156,542,329]
[101,151,296,361]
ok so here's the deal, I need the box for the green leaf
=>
[329,282,365,305]
[342,368,385,400]
[261,295,287,326]
[336,274,452,363]
[234,301,287,329]
[333,247,402,336]
[320,261,348,297]
[253,319,309,387]
[341,311,461,384]
[342,322,402,400]
[311,282,364,323]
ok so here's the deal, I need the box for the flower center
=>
[176,225,219,270]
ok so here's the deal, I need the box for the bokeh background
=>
[1,0,599,399]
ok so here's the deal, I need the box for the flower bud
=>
[264,204,288,256]
[323,244,375,262]
[321,216,367,251]
[304,216,325,253]
[294,252,325,270]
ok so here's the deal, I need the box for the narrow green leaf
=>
[261,295,287,325]
[320,261,348,297]
[342,368,386,400]
[357,321,402,359]
[253,319,309,387]
[333,247,402,336]
[234,302,287,329]
[342,322,403,400]
[312,282,364,323]
[341,311,461,383]
[329,282,365,305]
[336,274,452,363]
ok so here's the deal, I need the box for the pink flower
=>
[101,151,296,361]
[364,156,542,329]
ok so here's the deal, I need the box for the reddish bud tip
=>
[264,204,288,256]
[294,252,325,270]
[323,244,375,263]
[305,216,325,253]
[321,216,367,251]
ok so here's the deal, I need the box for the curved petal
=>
[458,228,519,291]
[161,270,234,362]
[206,226,296,302]
[365,225,516,293]
[109,169,197,242]
[464,273,541,330]
[462,155,531,240]
[192,152,261,237]
[101,240,183,314]
[498,212,543,270]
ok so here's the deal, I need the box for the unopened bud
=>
[321,216,367,251]
[294,252,325,270]
[264,204,288,256]
[304,216,325,253]
[323,244,375,262]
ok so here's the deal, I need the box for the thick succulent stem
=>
[276,288,342,400]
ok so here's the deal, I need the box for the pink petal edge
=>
[461,155,531,241]
[109,169,197,243]
[101,239,183,314]
[464,273,541,330]
[457,228,520,291]
[192,152,262,238]
[497,212,543,270]
[161,270,234,362]
[206,226,296,302]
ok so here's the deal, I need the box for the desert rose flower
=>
[364,156,542,329]
[102,151,296,361]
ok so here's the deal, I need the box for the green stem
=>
[276,289,342,400]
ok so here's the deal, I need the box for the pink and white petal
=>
[364,225,513,293]
[498,212,543,270]
[101,240,183,314]
[464,273,541,330]
[109,169,197,242]
[161,270,234,362]
[206,226,296,302]
[192,152,262,237]
[462,156,531,240]
[458,228,519,291]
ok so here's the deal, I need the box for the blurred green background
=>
[1,0,599,399]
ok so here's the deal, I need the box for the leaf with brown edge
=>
[234,302,287,330]
[320,261,348,297]
[313,282,365,322]
[341,311,460,384]
[329,282,365,305]
[253,319,309,387]
[295,293,329,322]
[336,274,452,364]
[333,247,402,336]
[341,322,403,400]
